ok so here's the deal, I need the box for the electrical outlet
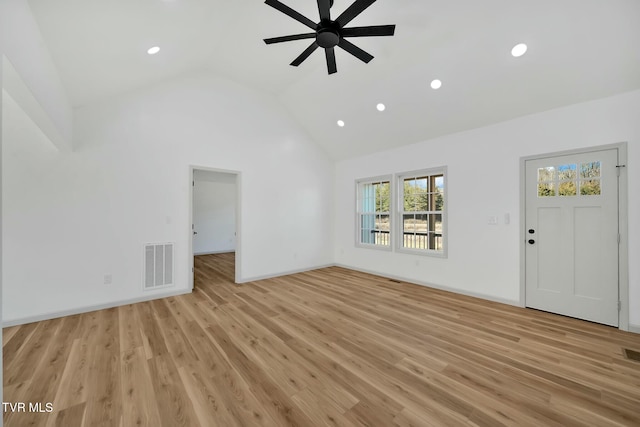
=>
[103,274,112,285]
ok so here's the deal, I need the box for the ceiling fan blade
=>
[291,42,320,66]
[336,0,377,27]
[341,25,395,38]
[264,33,317,44]
[338,39,374,63]
[325,47,337,74]
[317,0,331,21]
[265,0,317,30]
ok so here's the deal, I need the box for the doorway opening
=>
[189,167,241,290]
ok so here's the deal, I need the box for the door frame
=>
[519,142,629,331]
[188,165,242,290]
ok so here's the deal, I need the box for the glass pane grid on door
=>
[537,161,601,198]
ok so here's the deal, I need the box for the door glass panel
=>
[580,180,601,195]
[538,183,555,197]
[558,164,577,180]
[538,167,555,182]
[580,162,600,178]
[558,181,577,196]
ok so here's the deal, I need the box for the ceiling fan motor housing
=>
[316,24,340,48]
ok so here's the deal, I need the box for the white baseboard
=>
[237,263,335,284]
[333,263,521,307]
[629,324,640,334]
[2,288,192,328]
[194,250,235,256]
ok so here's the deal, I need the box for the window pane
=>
[361,183,374,212]
[416,177,428,192]
[403,179,416,211]
[538,167,555,182]
[361,214,375,231]
[432,214,443,234]
[375,182,389,212]
[404,233,427,249]
[558,181,576,196]
[372,214,389,245]
[376,214,390,231]
[558,164,577,180]
[580,180,601,195]
[538,183,555,197]
[414,214,428,234]
[403,214,415,233]
[416,193,429,211]
[432,233,443,250]
[433,188,444,211]
[580,162,600,179]
[361,229,374,244]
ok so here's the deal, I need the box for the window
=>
[356,178,391,248]
[398,169,446,254]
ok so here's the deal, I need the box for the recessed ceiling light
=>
[337,120,345,127]
[511,43,527,57]
[430,79,442,90]
[376,103,386,112]
[147,46,160,55]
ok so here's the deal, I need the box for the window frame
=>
[396,167,448,258]
[355,175,393,251]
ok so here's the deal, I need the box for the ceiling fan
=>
[263,0,395,75]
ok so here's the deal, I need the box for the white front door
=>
[525,148,620,326]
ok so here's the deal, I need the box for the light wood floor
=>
[4,253,640,426]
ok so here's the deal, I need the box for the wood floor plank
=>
[4,252,640,426]
[120,347,162,427]
[83,309,122,427]
[117,304,143,353]
[206,323,316,426]
[177,364,241,427]
[46,402,86,427]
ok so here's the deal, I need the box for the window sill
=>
[396,247,447,258]
[355,243,393,252]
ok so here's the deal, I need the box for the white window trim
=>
[355,175,393,251]
[395,167,448,258]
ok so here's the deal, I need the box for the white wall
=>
[334,89,640,327]
[193,170,236,254]
[0,0,72,150]
[2,71,334,324]
[0,56,4,426]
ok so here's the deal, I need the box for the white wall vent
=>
[144,243,174,290]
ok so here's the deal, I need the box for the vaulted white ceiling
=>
[28,0,640,159]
